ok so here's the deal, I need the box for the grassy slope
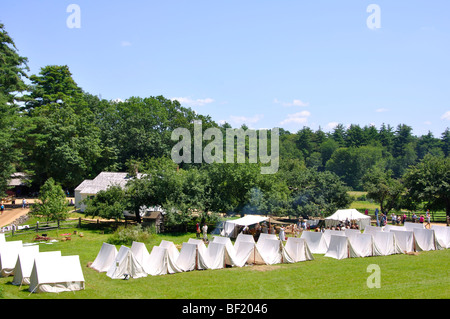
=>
[1,228,449,299]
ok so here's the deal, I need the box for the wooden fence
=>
[2,217,136,238]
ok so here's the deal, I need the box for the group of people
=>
[196,222,209,243]
[323,222,360,232]
[375,208,432,228]
[236,219,315,242]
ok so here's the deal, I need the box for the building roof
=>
[75,172,143,195]
[8,172,30,187]
[143,211,164,219]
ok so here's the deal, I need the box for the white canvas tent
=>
[234,234,260,266]
[404,222,424,231]
[159,240,180,261]
[282,237,314,263]
[11,245,40,286]
[383,225,406,232]
[390,230,415,253]
[29,255,85,293]
[187,239,207,255]
[131,241,176,276]
[212,236,254,267]
[0,240,23,277]
[372,232,403,256]
[106,245,147,279]
[347,233,375,257]
[90,243,118,272]
[323,229,346,247]
[325,209,371,230]
[324,235,351,260]
[344,229,362,241]
[145,246,170,276]
[432,225,450,249]
[413,228,442,251]
[187,238,226,270]
[254,238,283,265]
[175,242,198,272]
[364,225,383,235]
[0,233,5,244]
[256,233,278,251]
[221,215,269,238]
[159,240,183,273]
[300,231,328,254]
[234,233,255,251]
[197,242,227,270]
[130,241,151,270]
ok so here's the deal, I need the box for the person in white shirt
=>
[279,226,286,241]
[202,224,208,243]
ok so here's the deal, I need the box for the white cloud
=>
[375,108,389,113]
[274,98,309,107]
[441,111,450,121]
[170,97,215,107]
[229,114,264,125]
[280,111,311,125]
[424,121,432,125]
[121,41,132,47]
[326,122,339,130]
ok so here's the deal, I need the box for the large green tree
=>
[30,178,70,222]
[362,166,404,213]
[403,154,450,217]
[0,23,29,196]
[325,145,383,190]
[22,66,104,189]
[0,23,29,101]
[83,185,127,221]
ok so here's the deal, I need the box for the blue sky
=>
[1,0,449,137]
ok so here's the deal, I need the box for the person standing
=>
[391,212,396,225]
[425,210,431,229]
[375,208,379,227]
[0,203,4,215]
[279,225,286,241]
[196,222,201,239]
[202,223,208,243]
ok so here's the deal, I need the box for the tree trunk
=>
[135,209,141,224]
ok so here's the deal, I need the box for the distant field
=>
[1,227,449,299]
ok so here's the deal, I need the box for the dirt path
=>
[0,198,42,228]
[0,206,31,228]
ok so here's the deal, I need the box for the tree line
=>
[1,23,449,223]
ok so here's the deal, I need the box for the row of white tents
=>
[315,222,449,260]
[2,221,448,291]
[0,233,85,293]
[93,222,450,279]
[91,234,314,279]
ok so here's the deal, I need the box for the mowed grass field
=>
[1,227,449,299]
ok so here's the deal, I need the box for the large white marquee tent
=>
[221,215,269,238]
[325,209,371,230]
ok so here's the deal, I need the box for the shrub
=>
[107,224,153,245]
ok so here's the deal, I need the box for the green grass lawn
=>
[1,227,449,299]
